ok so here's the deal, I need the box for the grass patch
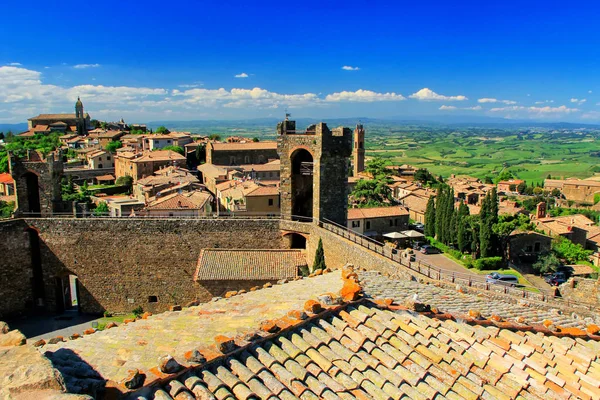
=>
[96,313,136,330]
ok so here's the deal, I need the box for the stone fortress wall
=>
[0,218,285,318]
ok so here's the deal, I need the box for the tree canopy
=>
[155,126,170,134]
[161,145,184,155]
[105,140,123,153]
[349,158,394,207]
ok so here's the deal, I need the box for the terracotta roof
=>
[150,294,600,400]
[95,174,115,181]
[399,193,431,213]
[210,141,278,151]
[29,113,77,120]
[348,206,409,220]
[146,191,211,210]
[536,214,597,235]
[238,159,281,172]
[0,173,14,184]
[132,150,186,163]
[246,185,279,196]
[194,249,303,281]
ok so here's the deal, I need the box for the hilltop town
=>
[0,100,600,399]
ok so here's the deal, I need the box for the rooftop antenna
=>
[285,108,291,121]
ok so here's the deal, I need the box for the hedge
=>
[473,257,503,271]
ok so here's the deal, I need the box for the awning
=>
[383,232,408,239]
[401,230,425,238]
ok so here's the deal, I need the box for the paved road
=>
[413,252,480,277]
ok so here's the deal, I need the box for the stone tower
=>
[353,123,365,176]
[10,150,64,217]
[278,119,352,226]
[75,97,86,135]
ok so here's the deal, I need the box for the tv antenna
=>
[285,108,291,121]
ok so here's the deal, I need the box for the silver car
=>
[486,272,519,287]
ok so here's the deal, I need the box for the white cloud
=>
[178,83,203,88]
[325,89,405,102]
[341,66,360,71]
[581,111,600,119]
[8,62,22,66]
[534,100,554,104]
[409,88,467,101]
[589,90,593,94]
[570,98,586,105]
[489,105,580,116]
[477,98,516,104]
[73,64,101,69]
[439,105,482,111]
[172,87,319,109]
[234,73,249,78]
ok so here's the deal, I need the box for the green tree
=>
[0,200,15,218]
[517,181,527,194]
[195,143,206,164]
[497,170,513,182]
[209,134,221,141]
[105,140,123,153]
[532,253,561,275]
[552,236,593,264]
[116,175,133,191]
[424,196,436,237]
[483,176,493,184]
[414,168,436,185]
[156,126,170,134]
[93,201,109,216]
[252,137,259,142]
[161,145,184,155]
[456,201,470,252]
[365,157,392,179]
[0,132,4,140]
[434,186,446,240]
[312,238,326,272]
[349,158,394,207]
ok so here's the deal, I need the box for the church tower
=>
[75,97,85,135]
[353,123,365,177]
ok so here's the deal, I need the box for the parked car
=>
[412,241,425,250]
[420,245,439,254]
[544,272,567,286]
[555,266,574,279]
[486,272,519,287]
[413,222,425,232]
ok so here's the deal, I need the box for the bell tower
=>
[75,97,85,135]
[353,123,365,176]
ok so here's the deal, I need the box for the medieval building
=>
[353,123,365,176]
[277,119,352,226]
[24,97,91,136]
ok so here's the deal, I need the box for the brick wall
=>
[0,220,33,318]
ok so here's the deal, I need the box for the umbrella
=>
[383,232,407,239]
[401,230,425,238]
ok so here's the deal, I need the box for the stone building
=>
[9,150,64,217]
[115,150,187,182]
[545,178,600,204]
[352,123,365,177]
[508,230,552,264]
[277,119,352,225]
[25,97,91,136]
[347,206,410,236]
[206,141,278,165]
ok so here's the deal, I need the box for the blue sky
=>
[1,0,599,123]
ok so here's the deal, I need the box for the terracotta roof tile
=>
[145,191,211,210]
[0,173,14,184]
[211,141,278,151]
[194,249,304,281]
[246,185,279,197]
[348,206,409,220]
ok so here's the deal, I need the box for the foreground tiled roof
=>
[359,271,599,329]
[195,249,304,281]
[146,300,600,400]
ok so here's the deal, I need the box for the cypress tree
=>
[435,187,445,240]
[424,196,436,237]
[313,238,326,271]
[479,191,493,257]
[444,188,455,245]
[456,201,470,252]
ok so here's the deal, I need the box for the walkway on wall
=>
[318,217,600,314]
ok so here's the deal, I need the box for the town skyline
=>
[2,1,600,123]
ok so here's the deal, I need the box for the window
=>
[107,156,111,160]
[534,242,541,252]
[394,219,399,226]
[525,245,533,252]
[245,156,250,163]
[148,296,158,303]
[167,140,171,143]
[268,198,274,206]
[389,220,393,226]
[98,157,102,161]
[366,221,371,229]
[352,220,360,228]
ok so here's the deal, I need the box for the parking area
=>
[413,252,480,277]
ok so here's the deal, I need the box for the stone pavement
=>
[41,272,343,388]
[359,271,600,329]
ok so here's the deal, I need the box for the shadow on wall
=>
[46,348,107,397]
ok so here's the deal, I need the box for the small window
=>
[525,245,533,252]
[268,198,274,206]
[352,220,360,228]
[167,140,171,143]
[366,221,371,229]
[534,242,541,252]
[148,296,158,303]
[245,156,250,164]
[107,156,111,160]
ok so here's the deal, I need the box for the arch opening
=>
[291,149,313,221]
[288,233,307,249]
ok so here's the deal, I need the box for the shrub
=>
[473,257,503,270]
[312,238,326,272]
[103,310,113,318]
[132,306,144,318]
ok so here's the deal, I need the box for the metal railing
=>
[319,217,600,313]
